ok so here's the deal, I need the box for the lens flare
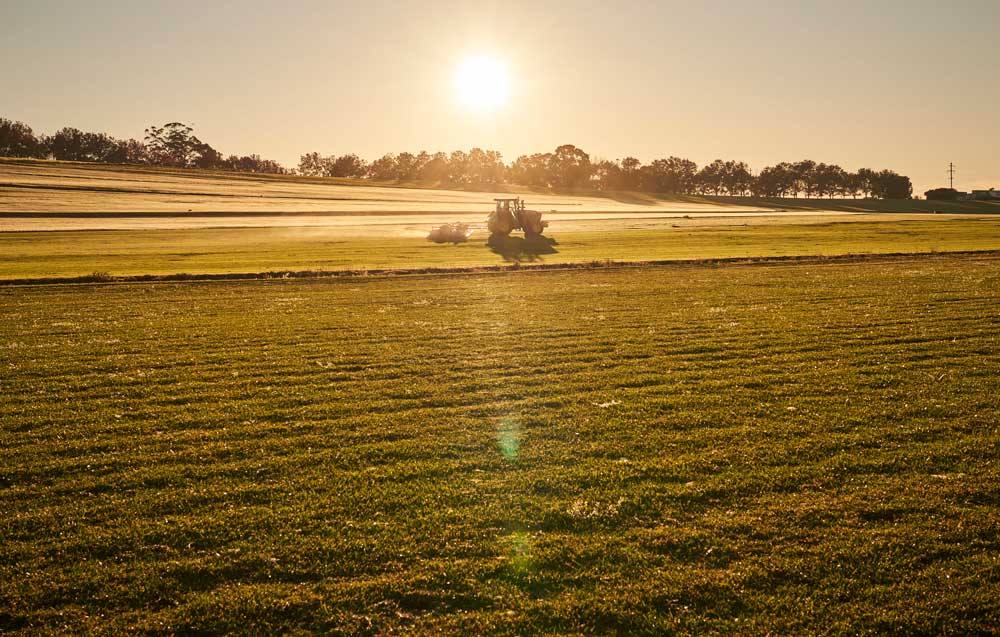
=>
[455,56,509,112]
[497,417,520,461]
[506,530,533,574]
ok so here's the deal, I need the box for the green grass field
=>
[3,219,1000,280]
[3,256,998,634]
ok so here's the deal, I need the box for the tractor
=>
[487,198,548,237]
[427,198,549,244]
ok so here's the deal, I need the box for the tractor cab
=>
[487,197,548,237]
[494,197,525,217]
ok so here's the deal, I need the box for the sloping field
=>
[4,159,999,218]
[0,160,764,215]
[2,159,999,281]
[2,256,998,634]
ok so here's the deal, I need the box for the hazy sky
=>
[3,0,998,193]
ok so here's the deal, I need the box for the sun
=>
[455,56,509,112]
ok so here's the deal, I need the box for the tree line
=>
[0,118,285,174]
[300,144,912,199]
[297,148,506,184]
[2,116,913,198]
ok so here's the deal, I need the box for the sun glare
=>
[455,56,509,112]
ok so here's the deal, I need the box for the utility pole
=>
[948,162,956,190]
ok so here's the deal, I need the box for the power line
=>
[948,162,956,189]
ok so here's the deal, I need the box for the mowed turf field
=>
[3,218,1000,280]
[2,256,999,634]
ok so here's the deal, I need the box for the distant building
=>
[925,187,965,201]
[971,188,1000,200]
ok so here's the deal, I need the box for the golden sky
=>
[3,0,998,193]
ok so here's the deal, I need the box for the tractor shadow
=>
[487,234,559,263]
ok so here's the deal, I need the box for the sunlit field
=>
[3,163,999,635]
[0,159,770,214]
[2,256,999,634]
[3,160,1000,282]
[6,1,1000,635]
[3,159,998,216]
[3,219,1000,281]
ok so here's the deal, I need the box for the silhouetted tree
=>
[754,163,796,197]
[617,156,642,190]
[419,152,449,181]
[640,158,684,193]
[298,152,325,176]
[870,170,912,199]
[661,157,698,194]
[549,144,593,188]
[695,160,727,195]
[45,127,121,162]
[1,116,282,171]
[8,115,926,198]
[192,144,223,169]
[327,154,367,177]
[105,139,149,164]
[591,159,624,190]
[484,149,506,183]
[446,150,469,183]
[219,154,285,174]
[790,160,816,197]
[411,152,431,180]
[393,152,417,180]
[44,127,85,160]
[812,163,847,198]
[144,122,208,167]
[463,148,503,184]
[0,118,44,158]
[367,154,398,180]
[857,168,880,198]
[721,160,753,196]
[840,172,863,199]
[509,153,552,187]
